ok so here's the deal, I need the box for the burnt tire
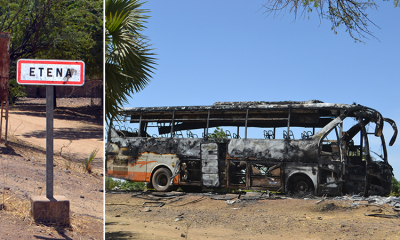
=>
[295,179,312,192]
[152,168,173,192]
[288,175,314,194]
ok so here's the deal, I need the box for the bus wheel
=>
[295,179,311,192]
[152,168,173,192]
[289,175,313,194]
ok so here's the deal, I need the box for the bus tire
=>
[295,178,312,192]
[288,174,314,194]
[152,168,173,192]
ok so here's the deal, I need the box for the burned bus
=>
[106,100,397,196]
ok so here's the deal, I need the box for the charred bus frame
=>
[106,100,397,196]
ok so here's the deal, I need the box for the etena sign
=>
[17,59,85,86]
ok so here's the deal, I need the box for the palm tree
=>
[105,0,156,123]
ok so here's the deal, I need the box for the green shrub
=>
[105,177,122,190]
[390,176,400,196]
[8,79,26,105]
[105,177,145,191]
[121,181,145,191]
[82,148,98,173]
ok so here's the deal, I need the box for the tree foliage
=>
[105,0,156,123]
[391,176,400,196]
[1,0,102,74]
[260,0,398,42]
[0,0,103,101]
[212,127,227,138]
[35,0,103,79]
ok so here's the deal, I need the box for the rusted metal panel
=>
[0,32,10,102]
[201,143,219,187]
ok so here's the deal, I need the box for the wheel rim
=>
[295,180,309,192]
[156,174,168,188]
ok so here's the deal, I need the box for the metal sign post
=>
[17,59,85,199]
[17,59,85,224]
[46,86,54,198]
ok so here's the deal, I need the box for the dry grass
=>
[0,192,33,223]
[1,192,103,238]
[70,214,104,235]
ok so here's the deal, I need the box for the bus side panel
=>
[106,143,133,181]
[226,138,319,191]
[227,139,319,162]
[107,138,197,185]
[106,148,152,182]
[145,153,179,180]
[285,163,318,193]
[108,152,177,183]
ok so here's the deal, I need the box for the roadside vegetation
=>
[391,176,400,196]
[105,177,145,191]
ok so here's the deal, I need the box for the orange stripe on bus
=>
[107,170,151,182]
[131,161,158,168]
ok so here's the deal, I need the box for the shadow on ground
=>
[33,225,73,240]
[105,231,140,240]
[105,222,140,239]
[0,144,23,157]
[21,126,102,141]
[10,104,103,125]
[34,237,71,240]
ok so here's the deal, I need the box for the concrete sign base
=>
[30,195,70,225]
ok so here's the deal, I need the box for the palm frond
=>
[105,0,156,123]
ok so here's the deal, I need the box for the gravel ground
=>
[106,191,400,240]
[0,97,104,239]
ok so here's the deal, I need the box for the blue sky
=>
[125,1,400,178]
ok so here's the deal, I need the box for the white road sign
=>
[17,59,85,86]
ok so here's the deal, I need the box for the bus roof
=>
[114,100,397,146]
[120,100,359,114]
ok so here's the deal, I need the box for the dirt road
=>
[106,191,400,240]
[6,97,103,172]
[0,98,103,239]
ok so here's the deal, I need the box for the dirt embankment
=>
[106,191,400,240]
[0,98,104,239]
